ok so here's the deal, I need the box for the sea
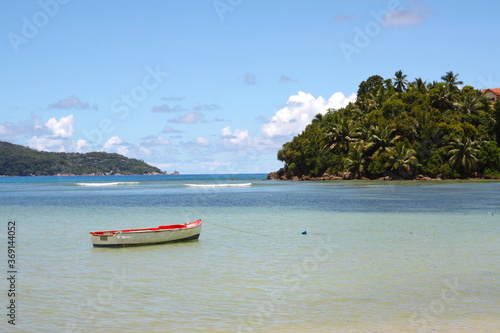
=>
[0,174,499,333]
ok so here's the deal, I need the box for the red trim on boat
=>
[90,219,202,236]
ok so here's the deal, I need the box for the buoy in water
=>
[301,230,307,235]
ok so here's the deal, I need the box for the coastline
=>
[0,171,178,177]
[267,169,500,182]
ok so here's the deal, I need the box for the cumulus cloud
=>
[261,91,357,138]
[221,126,251,147]
[28,135,88,153]
[48,95,96,110]
[168,111,206,124]
[75,139,88,151]
[212,91,356,155]
[103,136,123,151]
[12,114,89,153]
[219,126,271,153]
[45,114,75,138]
[28,136,65,152]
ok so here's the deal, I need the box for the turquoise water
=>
[1,175,499,332]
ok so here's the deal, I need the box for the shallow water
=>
[1,175,499,332]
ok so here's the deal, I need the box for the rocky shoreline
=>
[267,168,496,181]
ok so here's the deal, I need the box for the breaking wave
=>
[76,182,140,187]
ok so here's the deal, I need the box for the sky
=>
[1,0,500,174]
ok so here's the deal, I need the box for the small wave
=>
[184,183,252,188]
[76,182,140,187]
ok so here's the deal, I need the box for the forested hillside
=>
[273,71,500,180]
[0,141,164,176]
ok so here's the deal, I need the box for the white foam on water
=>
[76,182,140,187]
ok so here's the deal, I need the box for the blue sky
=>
[1,0,499,174]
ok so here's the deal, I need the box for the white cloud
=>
[261,91,356,138]
[220,126,268,150]
[24,115,86,153]
[195,136,210,146]
[45,114,75,138]
[103,136,123,151]
[221,126,250,146]
[75,139,88,152]
[116,146,129,156]
[140,135,171,147]
[28,136,65,152]
[212,91,356,156]
[139,146,153,155]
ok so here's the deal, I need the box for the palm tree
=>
[441,71,463,91]
[393,70,408,93]
[409,77,427,93]
[344,143,366,178]
[356,117,373,143]
[365,85,396,111]
[427,80,439,90]
[453,92,482,115]
[364,125,401,159]
[312,113,323,123]
[447,137,480,176]
[385,144,418,178]
[327,115,360,153]
[430,83,453,111]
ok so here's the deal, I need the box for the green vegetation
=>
[0,141,163,176]
[275,71,500,180]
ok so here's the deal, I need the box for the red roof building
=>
[481,88,500,103]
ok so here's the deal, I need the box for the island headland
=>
[0,141,173,176]
[268,71,500,181]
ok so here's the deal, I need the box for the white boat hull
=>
[90,220,202,247]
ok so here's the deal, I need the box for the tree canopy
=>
[275,71,500,180]
[0,141,164,176]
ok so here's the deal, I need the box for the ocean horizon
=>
[1,174,499,332]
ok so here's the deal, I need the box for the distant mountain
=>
[0,141,164,176]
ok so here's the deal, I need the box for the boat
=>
[90,219,202,247]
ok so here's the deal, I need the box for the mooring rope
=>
[205,220,269,236]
